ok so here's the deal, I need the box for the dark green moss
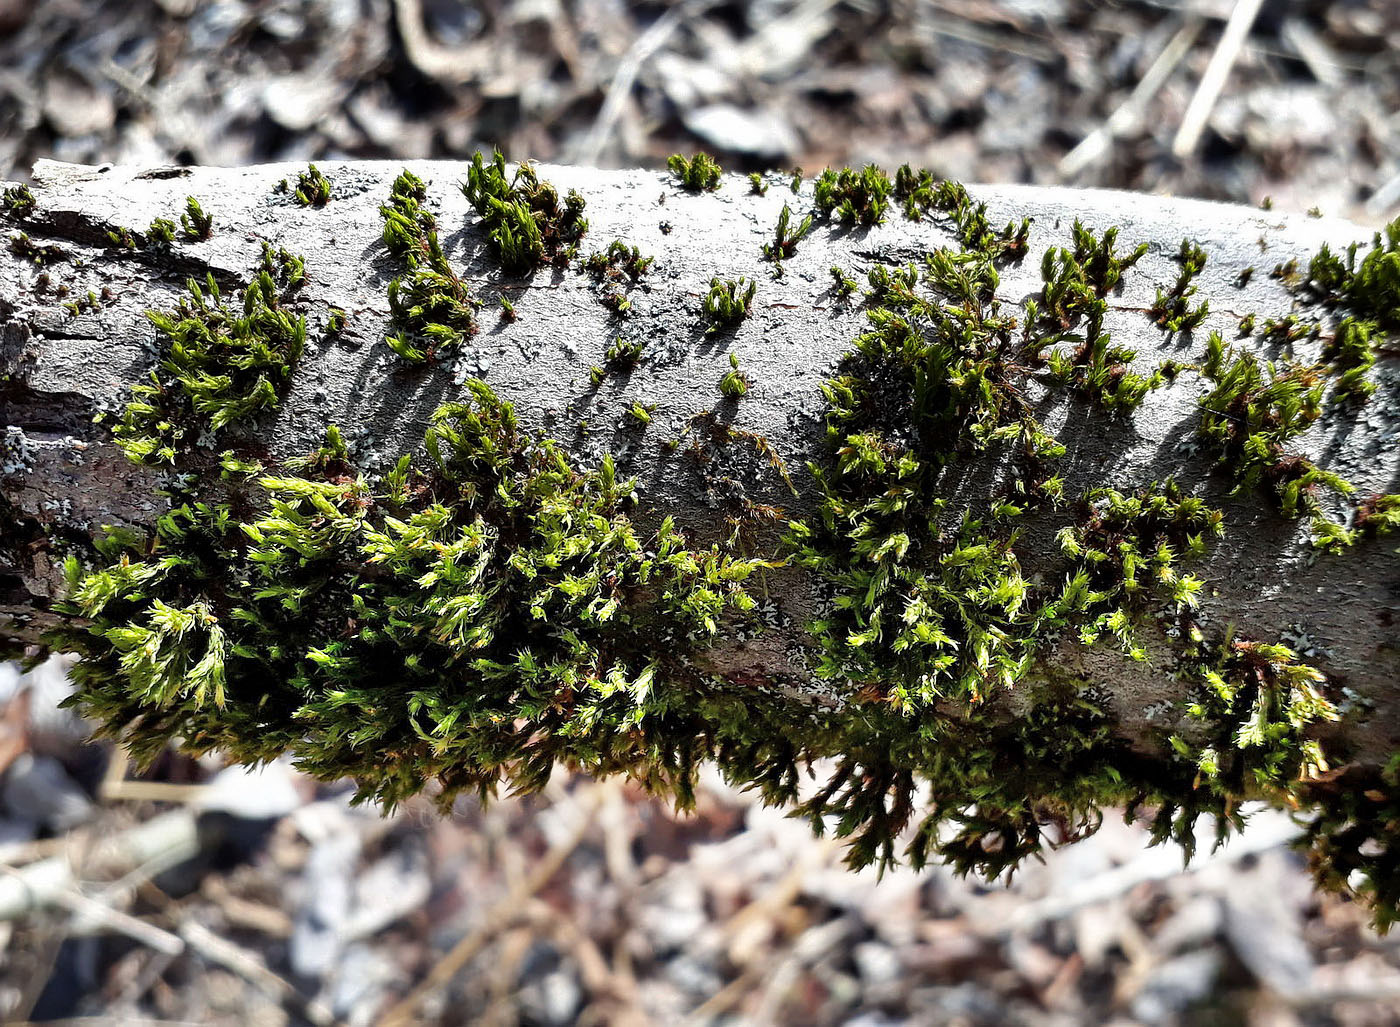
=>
[461,151,587,275]
[110,266,306,464]
[294,164,332,207]
[1148,237,1210,335]
[2,183,35,218]
[8,232,68,266]
[380,169,479,363]
[667,152,723,192]
[181,197,213,240]
[701,277,756,331]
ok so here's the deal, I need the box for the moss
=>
[1196,331,1350,517]
[1298,755,1400,933]
[461,150,587,275]
[718,352,750,399]
[380,169,480,363]
[667,152,722,192]
[829,266,859,301]
[1024,220,1160,411]
[325,306,347,337]
[106,225,139,250]
[110,266,306,465]
[589,334,646,386]
[701,277,756,331]
[181,197,213,240]
[584,240,653,282]
[584,240,651,315]
[1148,237,1210,335]
[62,289,101,317]
[760,204,812,267]
[293,163,332,207]
[1276,215,1400,401]
[2,183,36,218]
[58,380,777,806]
[8,232,68,266]
[145,217,177,248]
[813,165,893,226]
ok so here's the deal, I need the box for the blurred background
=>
[3,0,1400,1024]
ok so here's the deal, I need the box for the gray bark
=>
[1,158,1397,766]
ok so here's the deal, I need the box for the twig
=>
[1279,18,1343,88]
[1365,169,1400,219]
[378,781,611,1027]
[390,0,492,85]
[178,919,339,1027]
[0,810,199,922]
[50,884,185,955]
[573,0,718,167]
[1171,0,1266,159]
[1059,17,1203,179]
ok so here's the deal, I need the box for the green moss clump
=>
[1148,237,1210,335]
[461,151,588,274]
[1299,756,1400,933]
[1174,637,1337,795]
[786,247,1065,712]
[294,164,332,207]
[760,204,812,266]
[1282,215,1400,401]
[8,232,68,266]
[1054,480,1221,659]
[1301,217,1400,332]
[584,240,653,282]
[380,169,480,363]
[701,277,756,331]
[146,217,177,248]
[1026,220,1161,411]
[181,197,213,240]
[58,380,776,806]
[584,240,652,316]
[2,183,35,218]
[667,152,723,192]
[813,165,893,226]
[718,353,749,398]
[1312,492,1400,553]
[105,225,139,250]
[112,268,306,465]
[1196,331,1349,517]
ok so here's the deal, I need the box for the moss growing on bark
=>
[26,162,1400,932]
